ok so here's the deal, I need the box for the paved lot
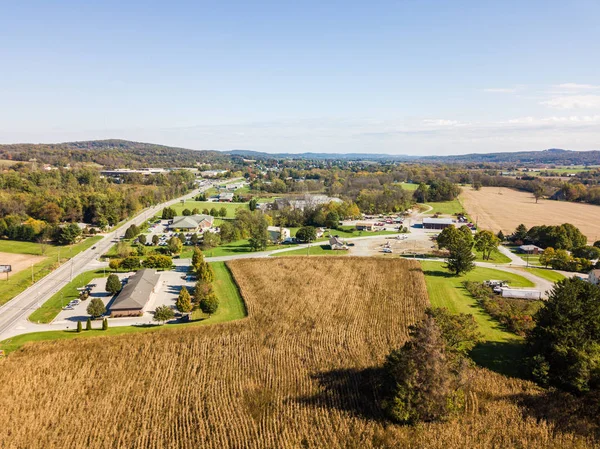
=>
[52,267,195,325]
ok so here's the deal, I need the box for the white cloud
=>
[421,119,464,127]
[541,95,600,109]
[556,83,600,90]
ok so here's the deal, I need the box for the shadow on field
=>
[295,367,386,421]
[422,269,455,278]
[508,389,600,440]
[470,340,526,379]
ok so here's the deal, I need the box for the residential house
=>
[518,244,542,255]
[329,236,348,250]
[218,192,234,202]
[267,226,291,243]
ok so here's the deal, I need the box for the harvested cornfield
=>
[461,187,600,242]
[0,257,596,448]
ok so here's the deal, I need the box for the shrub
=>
[105,274,122,294]
[87,298,107,318]
[200,294,219,316]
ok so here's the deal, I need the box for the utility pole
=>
[70,258,74,281]
[31,263,34,284]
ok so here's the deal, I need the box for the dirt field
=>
[0,257,595,448]
[0,252,46,276]
[461,187,600,242]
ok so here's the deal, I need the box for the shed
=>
[355,222,374,231]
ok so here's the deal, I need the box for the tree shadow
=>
[470,340,527,378]
[294,367,386,421]
[506,389,600,440]
[422,269,455,278]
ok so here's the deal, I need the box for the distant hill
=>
[0,139,227,168]
[1,139,598,166]
[225,149,417,161]
[420,148,600,165]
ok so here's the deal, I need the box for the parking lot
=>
[52,268,196,325]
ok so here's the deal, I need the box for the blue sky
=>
[1,0,600,155]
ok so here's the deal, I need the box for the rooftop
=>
[111,269,160,311]
[422,218,454,225]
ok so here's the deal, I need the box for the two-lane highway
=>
[0,181,218,340]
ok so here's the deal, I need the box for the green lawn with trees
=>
[422,199,465,216]
[521,267,566,283]
[420,260,534,375]
[1,262,246,354]
[158,200,249,218]
[0,236,103,306]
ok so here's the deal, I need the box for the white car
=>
[382,248,393,254]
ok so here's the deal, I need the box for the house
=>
[355,222,374,231]
[589,269,600,285]
[316,227,325,238]
[329,236,348,250]
[218,192,234,202]
[171,214,214,232]
[267,226,291,243]
[110,269,160,318]
[518,244,542,255]
[422,218,454,230]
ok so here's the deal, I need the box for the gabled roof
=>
[111,269,160,311]
[171,214,214,228]
[329,236,344,246]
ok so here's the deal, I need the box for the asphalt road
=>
[0,182,216,340]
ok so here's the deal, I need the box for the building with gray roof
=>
[110,269,160,317]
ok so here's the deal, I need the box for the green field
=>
[201,239,281,257]
[521,267,566,283]
[28,269,110,324]
[420,261,534,375]
[331,226,400,238]
[158,200,249,218]
[270,244,346,257]
[399,182,419,191]
[1,262,246,354]
[423,199,465,216]
[0,236,103,306]
[474,249,512,264]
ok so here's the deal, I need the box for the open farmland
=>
[461,187,600,242]
[0,257,595,448]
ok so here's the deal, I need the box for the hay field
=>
[461,187,600,241]
[0,251,45,275]
[0,257,594,448]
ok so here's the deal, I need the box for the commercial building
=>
[170,214,214,231]
[422,218,454,230]
[110,269,160,317]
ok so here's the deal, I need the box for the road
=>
[0,181,219,340]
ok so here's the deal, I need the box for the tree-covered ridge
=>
[0,139,231,169]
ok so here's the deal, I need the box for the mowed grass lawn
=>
[271,244,347,257]
[28,269,110,324]
[420,260,534,375]
[158,200,248,218]
[0,236,103,306]
[423,199,465,216]
[1,262,246,354]
[474,248,512,264]
[201,239,280,257]
[522,267,566,283]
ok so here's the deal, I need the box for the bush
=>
[102,318,108,330]
[105,274,122,294]
[142,255,173,269]
[87,297,107,318]
[86,318,92,331]
[76,321,82,333]
[153,305,175,324]
[200,294,219,316]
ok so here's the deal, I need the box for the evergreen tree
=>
[382,316,467,423]
[446,241,476,275]
[528,278,600,394]
[176,287,193,313]
[86,318,92,331]
[77,321,82,333]
[102,318,108,330]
